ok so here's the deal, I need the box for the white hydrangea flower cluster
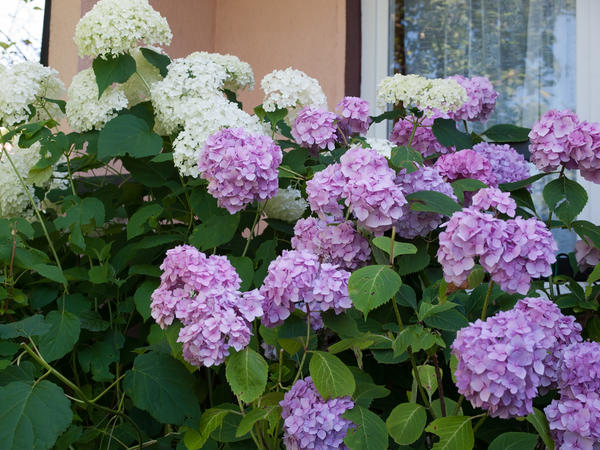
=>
[263,186,308,222]
[261,68,327,115]
[74,0,172,58]
[122,47,164,106]
[203,52,255,91]
[377,74,467,115]
[365,137,395,159]
[66,69,128,132]
[0,61,65,126]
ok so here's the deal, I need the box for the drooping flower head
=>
[0,61,65,126]
[395,165,456,239]
[555,341,600,398]
[305,163,346,218]
[291,106,338,153]
[434,149,497,187]
[261,68,327,114]
[389,116,454,159]
[291,217,371,270]
[263,186,308,222]
[197,128,282,214]
[473,142,530,186]
[280,377,355,450]
[545,394,600,450]
[529,109,581,172]
[452,297,582,419]
[575,238,600,272]
[336,96,371,136]
[151,245,263,367]
[446,75,498,122]
[74,0,172,58]
[471,187,516,217]
[66,68,128,132]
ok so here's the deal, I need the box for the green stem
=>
[463,120,469,134]
[242,203,265,257]
[481,280,494,320]
[472,414,488,434]
[337,125,349,147]
[91,373,126,403]
[407,117,419,147]
[392,296,404,329]
[236,396,263,450]
[136,71,152,94]
[408,349,435,416]
[292,308,312,384]
[278,165,306,180]
[65,149,77,196]
[546,165,566,299]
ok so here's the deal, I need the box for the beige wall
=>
[48,0,347,108]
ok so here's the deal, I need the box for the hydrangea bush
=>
[1,2,600,449]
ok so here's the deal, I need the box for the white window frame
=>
[361,0,600,224]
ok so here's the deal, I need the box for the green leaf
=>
[423,309,469,332]
[225,348,268,403]
[309,351,356,400]
[123,352,201,425]
[348,265,402,318]
[54,196,105,250]
[98,114,162,160]
[78,331,124,382]
[392,324,444,356]
[235,405,280,438]
[190,214,240,251]
[425,416,474,450]
[370,109,404,124]
[451,178,487,204]
[397,240,430,276]
[390,146,423,172]
[227,256,253,291]
[92,53,136,98]
[543,177,588,225]
[0,380,72,450]
[386,402,426,445]
[483,124,531,143]
[573,221,600,250]
[0,315,51,339]
[489,432,538,450]
[432,118,473,150]
[406,191,462,216]
[34,132,69,170]
[417,365,438,396]
[140,47,170,77]
[343,405,388,450]
[499,172,555,192]
[39,311,81,362]
[526,408,554,450]
[134,280,159,321]
[191,406,234,449]
[127,203,163,240]
[31,264,67,285]
[372,237,417,258]
[467,265,485,289]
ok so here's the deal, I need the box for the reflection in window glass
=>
[0,0,45,65]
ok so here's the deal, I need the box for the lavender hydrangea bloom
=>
[336,96,371,136]
[280,377,355,450]
[306,163,346,218]
[434,149,497,186]
[197,128,282,214]
[471,187,516,217]
[389,116,454,158]
[473,142,530,185]
[575,238,600,272]
[529,109,580,172]
[395,165,456,239]
[259,250,351,329]
[556,341,600,397]
[575,120,600,183]
[545,393,600,450]
[291,106,338,153]
[446,75,498,123]
[452,297,581,419]
[291,217,371,270]
[151,245,263,367]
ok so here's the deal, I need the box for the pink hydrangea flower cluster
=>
[575,238,600,272]
[437,199,557,294]
[291,106,339,153]
[280,377,355,450]
[473,142,530,186]
[545,341,600,449]
[151,245,263,367]
[395,165,456,238]
[434,149,497,186]
[452,297,582,419]
[446,75,498,122]
[306,146,407,234]
[336,96,371,136]
[471,187,516,217]
[259,250,351,329]
[529,109,600,183]
[389,116,454,158]
[291,217,371,270]
[197,128,282,214]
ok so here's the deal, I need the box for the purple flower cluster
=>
[280,377,355,450]
[575,238,600,272]
[389,116,454,158]
[473,142,531,186]
[306,146,406,234]
[434,149,497,187]
[395,165,456,238]
[446,75,498,123]
[151,245,263,367]
[336,96,371,136]
[529,109,600,183]
[471,187,516,217]
[197,128,282,214]
[437,201,557,294]
[291,106,338,153]
[545,341,600,449]
[452,297,581,419]
[259,250,351,329]
[291,217,371,270]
